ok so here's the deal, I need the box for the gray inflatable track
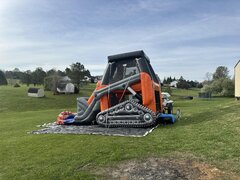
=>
[30,123,158,137]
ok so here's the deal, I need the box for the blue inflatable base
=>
[63,114,76,124]
[157,114,176,124]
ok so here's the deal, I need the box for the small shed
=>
[235,60,240,100]
[28,88,45,98]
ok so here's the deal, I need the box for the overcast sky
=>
[0,0,240,81]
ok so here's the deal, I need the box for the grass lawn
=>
[0,85,239,179]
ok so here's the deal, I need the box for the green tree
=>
[5,71,14,79]
[205,72,212,82]
[0,70,8,85]
[177,76,190,89]
[85,69,91,78]
[65,62,90,88]
[163,77,167,84]
[44,74,61,93]
[46,69,57,76]
[57,70,66,76]
[5,69,24,85]
[213,66,229,80]
[32,68,47,86]
[201,84,213,93]
[13,68,24,79]
[221,78,234,96]
[201,66,234,96]
[21,70,32,86]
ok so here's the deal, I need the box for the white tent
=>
[57,83,75,94]
[65,83,75,93]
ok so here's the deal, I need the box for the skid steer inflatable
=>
[57,50,176,127]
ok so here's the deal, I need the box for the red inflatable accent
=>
[56,111,74,125]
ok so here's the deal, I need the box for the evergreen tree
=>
[177,76,190,89]
[32,67,47,86]
[65,62,90,88]
[21,70,32,86]
[0,70,8,85]
[163,77,167,84]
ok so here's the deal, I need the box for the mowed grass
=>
[0,85,239,179]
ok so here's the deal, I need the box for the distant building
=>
[235,60,240,100]
[170,80,178,88]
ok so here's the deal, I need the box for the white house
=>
[170,80,178,88]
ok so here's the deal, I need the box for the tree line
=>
[163,76,203,89]
[162,65,234,94]
[0,64,235,96]
[162,76,177,84]
[0,62,91,88]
